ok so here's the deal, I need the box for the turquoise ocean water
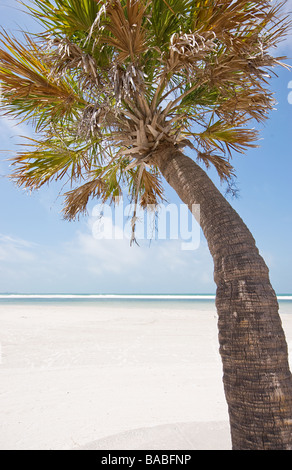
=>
[0,294,291,314]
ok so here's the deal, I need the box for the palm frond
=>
[190,120,259,158]
[196,150,235,182]
[0,31,84,129]
[23,0,100,38]
[9,134,100,189]
[63,178,107,220]
[149,0,195,49]
[100,0,148,62]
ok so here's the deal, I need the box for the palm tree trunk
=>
[154,144,292,450]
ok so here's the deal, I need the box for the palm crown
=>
[0,0,290,222]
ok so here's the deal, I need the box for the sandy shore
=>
[0,301,291,450]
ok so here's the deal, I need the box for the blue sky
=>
[0,0,291,294]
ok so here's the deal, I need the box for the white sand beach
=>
[0,300,291,450]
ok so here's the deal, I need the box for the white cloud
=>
[0,222,215,294]
[60,223,215,294]
[0,115,33,140]
[0,116,35,176]
[0,234,36,263]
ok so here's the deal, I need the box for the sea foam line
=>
[0,294,291,300]
[0,294,216,300]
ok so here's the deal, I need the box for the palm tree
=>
[1,0,292,450]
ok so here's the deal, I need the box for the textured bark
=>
[154,144,292,450]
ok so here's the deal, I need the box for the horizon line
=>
[0,293,291,300]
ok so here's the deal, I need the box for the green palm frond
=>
[193,120,259,156]
[23,0,100,38]
[10,135,99,189]
[150,0,195,49]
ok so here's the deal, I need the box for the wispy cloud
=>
[0,223,215,294]
[0,115,33,140]
[0,115,35,175]
[0,234,37,262]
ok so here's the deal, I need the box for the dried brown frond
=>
[78,103,112,138]
[167,31,216,76]
[196,151,235,182]
[139,168,165,209]
[215,87,276,124]
[101,0,148,62]
[63,178,106,220]
[192,0,288,48]
[111,62,146,106]
[203,50,282,90]
[44,37,102,89]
